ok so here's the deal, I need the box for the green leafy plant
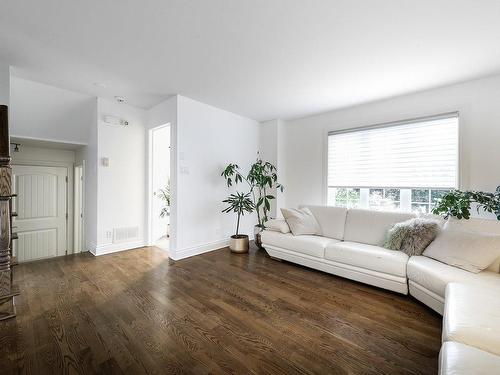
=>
[222,192,254,236]
[221,155,284,226]
[158,180,171,218]
[432,189,500,220]
[248,159,284,226]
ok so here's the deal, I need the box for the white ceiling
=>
[1,1,500,121]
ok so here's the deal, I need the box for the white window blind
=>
[328,114,459,188]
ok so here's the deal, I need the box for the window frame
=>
[323,112,461,210]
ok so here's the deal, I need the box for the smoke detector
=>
[114,96,126,103]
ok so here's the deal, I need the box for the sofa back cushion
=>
[302,205,348,240]
[423,229,500,273]
[281,207,321,236]
[344,209,416,246]
[445,218,500,273]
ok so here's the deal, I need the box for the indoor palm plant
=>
[158,180,171,237]
[222,192,254,253]
[221,154,284,248]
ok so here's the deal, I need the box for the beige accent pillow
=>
[423,229,500,273]
[281,207,320,236]
[264,219,290,234]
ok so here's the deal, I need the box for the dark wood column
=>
[0,105,18,320]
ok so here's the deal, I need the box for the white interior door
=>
[12,165,68,262]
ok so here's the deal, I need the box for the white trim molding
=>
[170,239,229,261]
[88,240,146,256]
[170,236,255,261]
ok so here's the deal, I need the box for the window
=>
[328,187,360,208]
[369,188,400,211]
[327,113,459,213]
[411,188,451,214]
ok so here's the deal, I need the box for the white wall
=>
[259,120,281,218]
[276,119,287,214]
[148,96,177,130]
[94,98,147,254]
[76,99,98,252]
[282,74,500,211]
[0,63,9,106]
[259,120,278,166]
[173,95,260,259]
[10,77,94,144]
[258,119,288,218]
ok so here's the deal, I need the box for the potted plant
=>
[158,180,171,237]
[247,158,284,247]
[222,192,254,253]
[221,155,284,248]
[432,189,500,220]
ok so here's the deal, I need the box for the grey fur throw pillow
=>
[384,218,441,256]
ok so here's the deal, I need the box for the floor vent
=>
[113,226,139,243]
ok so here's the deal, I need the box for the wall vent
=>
[113,226,139,243]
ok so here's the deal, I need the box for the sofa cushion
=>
[302,205,347,240]
[423,228,500,273]
[261,230,338,258]
[344,209,416,246]
[443,283,500,357]
[281,207,321,236]
[407,256,500,299]
[445,217,500,273]
[325,241,409,277]
[439,342,500,375]
[264,218,290,234]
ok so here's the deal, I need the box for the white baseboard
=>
[89,239,146,256]
[170,238,229,261]
[170,235,254,261]
[88,236,254,260]
[87,242,97,256]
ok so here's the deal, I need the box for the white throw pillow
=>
[264,219,290,234]
[423,229,500,273]
[281,207,320,236]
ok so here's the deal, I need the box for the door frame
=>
[74,162,84,253]
[12,159,73,255]
[147,123,171,246]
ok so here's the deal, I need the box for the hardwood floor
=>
[0,245,442,374]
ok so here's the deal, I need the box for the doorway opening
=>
[10,137,85,262]
[149,124,171,253]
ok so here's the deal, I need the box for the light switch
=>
[101,157,110,167]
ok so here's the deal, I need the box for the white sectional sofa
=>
[440,283,500,374]
[263,207,415,294]
[408,217,500,315]
[261,206,500,374]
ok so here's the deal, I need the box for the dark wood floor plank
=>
[0,245,442,374]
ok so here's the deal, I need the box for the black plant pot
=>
[254,225,264,249]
